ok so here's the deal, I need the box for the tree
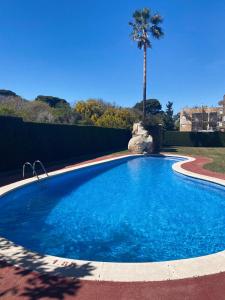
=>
[96,107,139,130]
[133,99,163,127]
[19,101,54,123]
[74,99,109,124]
[173,113,180,131]
[163,101,175,130]
[0,92,27,115]
[129,8,164,121]
[0,89,18,97]
[35,95,70,109]
[53,107,81,124]
[134,99,162,115]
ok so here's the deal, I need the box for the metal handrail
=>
[33,160,49,178]
[23,162,39,179]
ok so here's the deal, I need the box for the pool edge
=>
[1,153,225,282]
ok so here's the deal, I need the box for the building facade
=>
[180,95,225,132]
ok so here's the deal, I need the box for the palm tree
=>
[129,8,164,122]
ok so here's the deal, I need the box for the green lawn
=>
[113,147,225,174]
[161,147,225,174]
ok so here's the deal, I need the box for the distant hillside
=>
[0,88,176,129]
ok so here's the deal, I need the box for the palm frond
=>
[142,8,151,22]
[129,7,164,48]
[133,10,142,24]
[151,25,164,39]
[151,14,163,25]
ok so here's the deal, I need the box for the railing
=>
[22,162,39,179]
[22,160,48,180]
[33,160,49,178]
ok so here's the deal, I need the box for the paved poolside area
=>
[1,259,225,300]
[1,153,225,299]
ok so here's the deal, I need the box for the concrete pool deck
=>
[1,152,225,299]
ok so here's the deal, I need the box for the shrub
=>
[163,131,225,147]
[0,116,131,172]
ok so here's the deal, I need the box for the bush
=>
[163,131,225,147]
[144,125,163,153]
[0,116,131,172]
[96,108,139,130]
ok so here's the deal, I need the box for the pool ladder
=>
[22,160,49,180]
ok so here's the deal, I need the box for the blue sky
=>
[0,0,225,112]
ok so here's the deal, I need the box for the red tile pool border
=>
[179,156,225,180]
[1,259,225,300]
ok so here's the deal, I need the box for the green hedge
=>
[145,125,163,153]
[0,116,131,172]
[163,131,225,147]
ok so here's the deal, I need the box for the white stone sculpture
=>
[128,122,153,154]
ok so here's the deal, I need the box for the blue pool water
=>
[1,156,225,262]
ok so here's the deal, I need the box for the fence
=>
[0,116,131,172]
[163,131,225,147]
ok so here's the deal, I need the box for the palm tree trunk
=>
[143,43,147,122]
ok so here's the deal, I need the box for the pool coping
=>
[1,153,225,282]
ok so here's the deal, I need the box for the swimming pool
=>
[1,155,225,263]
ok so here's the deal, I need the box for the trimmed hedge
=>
[163,131,225,147]
[145,125,163,153]
[0,116,131,172]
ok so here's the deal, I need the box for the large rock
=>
[128,122,153,154]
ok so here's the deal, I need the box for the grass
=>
[161,147,225,174]
[113,147,225,174]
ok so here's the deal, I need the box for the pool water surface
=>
[0,156,225,262]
